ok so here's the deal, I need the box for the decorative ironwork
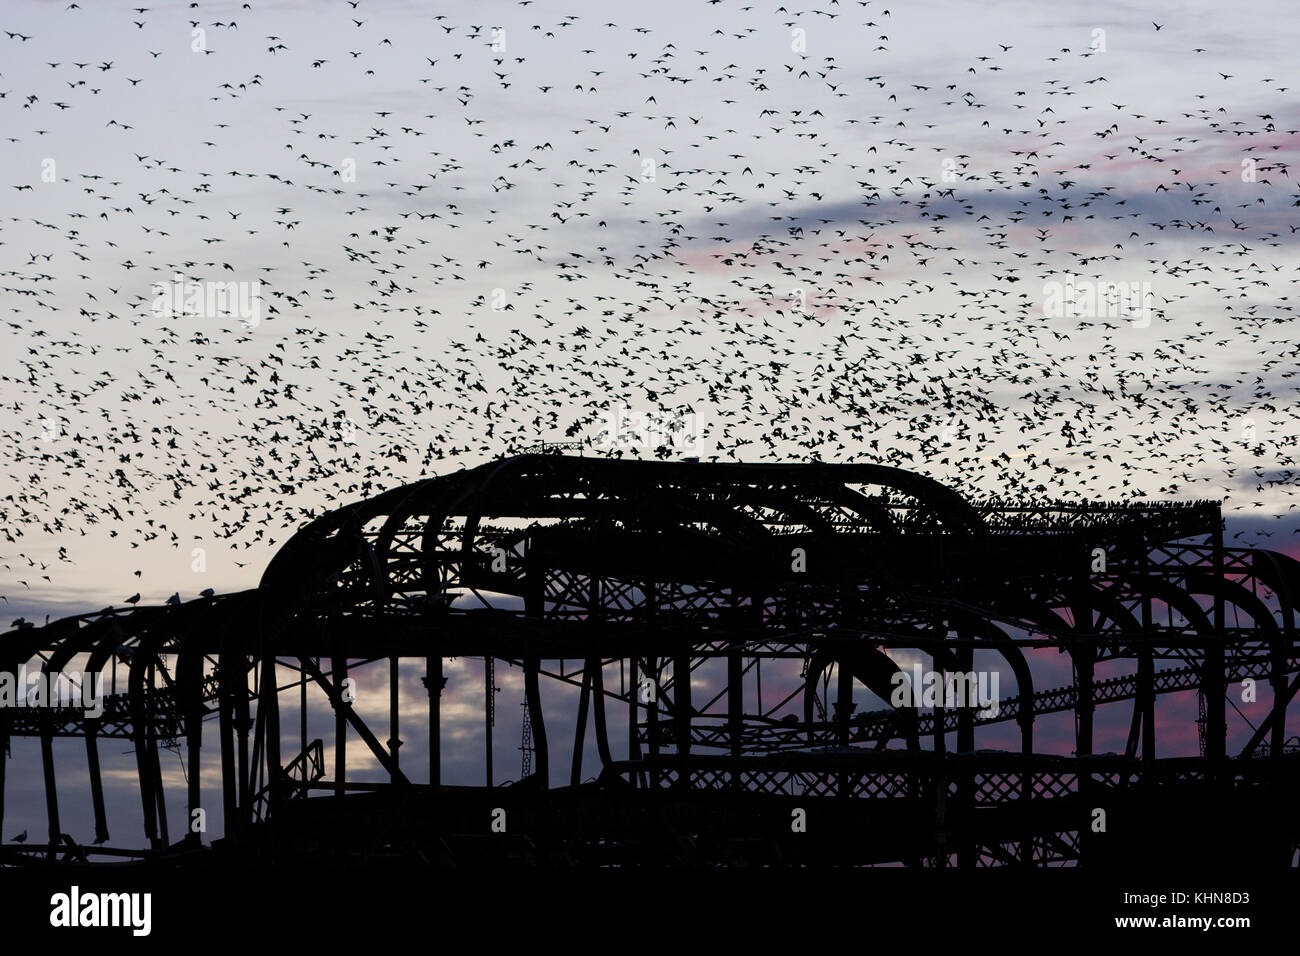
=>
[1,453,1296,867]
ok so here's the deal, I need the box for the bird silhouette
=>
[0,0,1297,603]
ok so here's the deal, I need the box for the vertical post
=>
[571,660,591,787]
[646,656,659,789]
[1075,655,1094,756]
[133,655,159,848]
[300,657,309,797]
[86,730,109,845]
[955,640,974,754]
[955,632,974,868]
[933,646,948,863]
[150,657,171,841]
[261,651,281,829]
[836,655,852,799]
[932,649,946,758]
[484,656,494,787]
[1271,569,1292,761]
[1208,517,1226,763]
[835,657,851,746]
[730,646,744,789]
[40,703,60,855]
[628,657,640,762]
[674,649,691,791]
[218,660,237,837]
[525,549,546,786]
[428,655,442,787]
[1140,550,1156,762]
[332,650,346,797]
[524,657,547,787]
[185,654,203,842]
[235,663,251,810]
[1074,582,1095,758]
[591,659,613,768]
[389,656,400,771]
[0,726,7,845]
[148,659,170,849]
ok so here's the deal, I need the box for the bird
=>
[0,0,1296,610]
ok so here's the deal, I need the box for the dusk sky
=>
[1,0,1297,851]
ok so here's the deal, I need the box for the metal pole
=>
[429,655,441,787]
[300,658,309,797]
[333,650,346,797]
[1209,518,1226,763]
[389,656,400,771]
[485,656,494,787]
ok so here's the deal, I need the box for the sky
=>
[0,0,1297,853]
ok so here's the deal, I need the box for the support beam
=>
[259,651,282,828]
[570,658,590,788]
[300,658,410,786]
[524,656,547,787]
[673,650,691,791]
[730,647,744,790]
[1207,521,1226,762]
[484,655,494,787]
[332,650,346,797]
[428,655,441,787]
[388,655,400,770]
[218,654,238,840]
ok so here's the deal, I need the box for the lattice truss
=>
[1,454,1297,866]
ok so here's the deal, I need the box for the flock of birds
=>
[1,0,1298,608]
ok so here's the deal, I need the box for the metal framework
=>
[1,452,1297,866]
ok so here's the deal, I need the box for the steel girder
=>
[0,453,1297,867]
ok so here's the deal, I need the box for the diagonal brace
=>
[300,657,410,786]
